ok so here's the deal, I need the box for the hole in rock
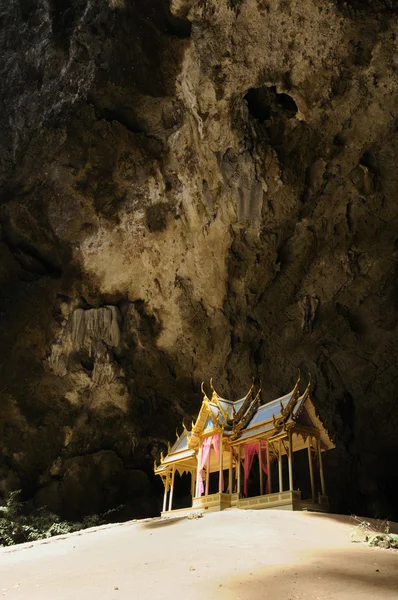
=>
[245,86,298,123]
[359,150,378,173]
[133,0,192,39]
[333,133,346,147]
[145,202,173,233]
[103,108,145,134]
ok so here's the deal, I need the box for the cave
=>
[0,0,397,528]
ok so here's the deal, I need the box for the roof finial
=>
[182,418,187,431]
[210,377,215,392]
[201,381,206,396]
[297,368,301,383]
[175,427,179,438]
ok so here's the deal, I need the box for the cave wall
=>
[0,0,397,519]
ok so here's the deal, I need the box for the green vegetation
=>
[0,491,120,547]
[350,516,398,550]
[367,532,398,550]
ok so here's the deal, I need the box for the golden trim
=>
[156,372,334,513]
[211,392,229,421]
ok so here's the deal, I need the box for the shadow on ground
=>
[141,516,187,529]
[222,546,398,600]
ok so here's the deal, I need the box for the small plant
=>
[0,491,124,548]
[350,515,398,550]
[368,533,398,550]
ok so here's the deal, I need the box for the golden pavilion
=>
[154,375,335,516]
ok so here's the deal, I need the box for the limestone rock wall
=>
[0,0,397,518]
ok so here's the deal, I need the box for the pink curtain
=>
[212,434,224,493]
[243,441,269,497]
[196,434,221,496]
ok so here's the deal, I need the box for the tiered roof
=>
[154,375,334,474]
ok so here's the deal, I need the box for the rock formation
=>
[0,0,397,519]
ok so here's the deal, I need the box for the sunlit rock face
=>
[0,0,397,519]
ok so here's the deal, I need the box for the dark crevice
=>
[335,303,367,336]
[145,202,174,233]
[359,150,382,191]
[1,232,62,278]
[48,0,88,49]
[346,201,354,232]
[133,300,162,339]
[102,107,145,134]
[133,0,192,39]
[333,0,398,14]
[245,86,298,123]
[162,9,192,38]
[337,391,355,444]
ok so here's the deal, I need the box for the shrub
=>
[0,491,123,547]
[350,515,398,550]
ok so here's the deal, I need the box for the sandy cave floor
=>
[0,509,397,600]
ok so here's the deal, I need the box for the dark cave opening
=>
[245,86,298,123]
[102,107,145,134]
[132,0,192,40]
[1,0,397,535]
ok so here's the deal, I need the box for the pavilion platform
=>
[161,490,329,517]
[156,375,335,519]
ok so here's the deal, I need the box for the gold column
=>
[218,433,223,493]
[266,441,271,494]
[191,469,195,499]
[278,440,283,493]
[307,437,315,502]
[205,446,211,496]
[318,438,326,496]
[237,445,241,495]
[258,440,264,496]
[162,475,168,513]
[288,431,294,491]
[168,464,175,511]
